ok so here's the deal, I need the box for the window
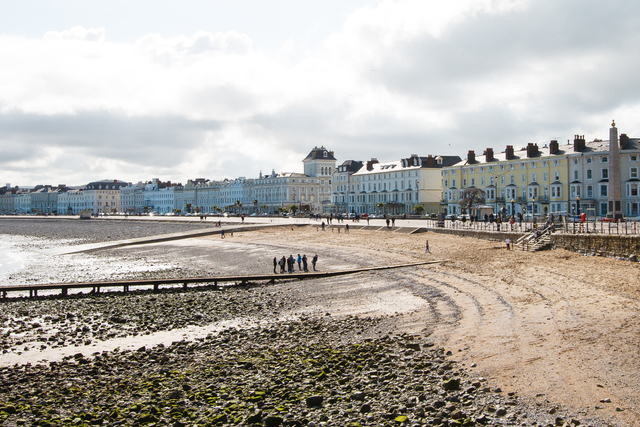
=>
[531,162,536,168]
[543,172,548,182]
[500,176,505,185]
[554,159,560,166]
[554,171,560,181]
[600,184,608,197]
[500,164,505,171]
[489,166,494,172]
[542,161,548,167]
[631,167,638,179]
[586,185,593,198]
[481,177,485,186]
[510,164,515,170]
[462,178,467,187]
[602,169,609,179]
[452,179,456,187]
[586,157,593,164]
[627,183,638,197]
[574,170,579,181]
[510,175,515,184]
[602,156,608,163]
[471,178,475,186]
[586,169,592,180]
[532,172,537,182]
[573,158,579,165]
[521,173,526,183]
[631,155,638,162]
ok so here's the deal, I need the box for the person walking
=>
[273,256,278,274]
[279,256,286,273]
[302,254,308,272]
[312,254,318,271]
[297,254,302,270]
[345,223,349,233]
[425,239,431,254]
[221,229,225,239]
[505,238,511,250]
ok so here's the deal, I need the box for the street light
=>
[530,196,536,221]
[576,196,581,216]
[511,198,515,216]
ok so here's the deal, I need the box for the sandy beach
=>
[1,218,639,426]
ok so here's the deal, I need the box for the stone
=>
[264,416,283,427]
[306,395,324,407]
[443,378,460,391]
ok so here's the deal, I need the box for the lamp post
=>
[576,196,581,216]
[530,196,536,224]
[511,198,515,217]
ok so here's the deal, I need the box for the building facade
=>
[353,154,460,216]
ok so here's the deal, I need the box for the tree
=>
[413,205,425,216]
[459,188,485,214]
[253,199,258,212]
[290,205,299,215]
[377,202,385,214]
[185,203,192,214]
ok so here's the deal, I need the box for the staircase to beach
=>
[513,225,553,252]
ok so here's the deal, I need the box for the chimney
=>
[549,140,559,154]
[573,135,585,152]
[526,143,539,158]
[366,158,379,171]
[620,133,629,149]
[505,145,514,160]
[467,150,476,164]
[426,155,434,167]
[484,148,494,162]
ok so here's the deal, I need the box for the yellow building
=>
[442,141,570,218]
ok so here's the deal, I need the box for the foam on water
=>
[0,237,29,279]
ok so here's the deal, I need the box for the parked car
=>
[602,216,625,223]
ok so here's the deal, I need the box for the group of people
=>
[274,254,318,273]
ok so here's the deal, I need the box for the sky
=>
[2,0,640,187]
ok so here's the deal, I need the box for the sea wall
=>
[550,234,640,261]
[421,227,524,242]
[422,227,640,261]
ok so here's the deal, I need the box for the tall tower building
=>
[608,120,623,219]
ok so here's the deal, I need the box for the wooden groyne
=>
[0,260,445,299]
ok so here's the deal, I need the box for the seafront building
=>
[441,142,570,217]
[56,180,127,215]
[441,123,640,219]
[353,154,461,216]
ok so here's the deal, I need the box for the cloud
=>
[43,26,106,42]
[3,0,640,187]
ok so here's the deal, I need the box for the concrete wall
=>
[550,234,640,261]
[424,227,640,261]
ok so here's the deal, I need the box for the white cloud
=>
[43,26,106,42]
[2,0,640,186]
